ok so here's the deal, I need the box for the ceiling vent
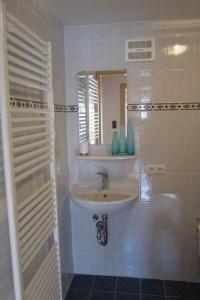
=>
[125,38,155,62]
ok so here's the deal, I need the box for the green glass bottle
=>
[112,131,119,155]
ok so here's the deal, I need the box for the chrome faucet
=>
[96,171,109,190]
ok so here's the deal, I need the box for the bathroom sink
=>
[71,186,138,214]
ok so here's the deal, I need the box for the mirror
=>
[78,70,127,145]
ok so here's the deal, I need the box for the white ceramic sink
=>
[71,186,138,214]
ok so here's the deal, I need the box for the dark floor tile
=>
[141,295,166,300]
[189,282,200,296]
[166,297,194,300]
[70,274,95,290]
[90,291,115,300]
[141,295,165,300]
[141,279,165,296]
[93,276,116,292]
[117,277,140,294]
[65,289,90,300]
[165,281,191,297]
[115,292,140,300]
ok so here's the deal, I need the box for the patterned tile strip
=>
[54,104,78,112]
[10,98,200,112]
[10,97,78,112]
[128,102,200,111]
[10,97,49,110]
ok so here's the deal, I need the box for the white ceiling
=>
[43,0,200,26]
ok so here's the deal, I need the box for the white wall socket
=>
[146,164,165,175]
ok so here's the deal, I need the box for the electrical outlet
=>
[146,164,165,175]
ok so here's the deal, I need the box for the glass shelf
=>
[77,153,136,161]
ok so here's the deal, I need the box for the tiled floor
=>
[65,275,200,300]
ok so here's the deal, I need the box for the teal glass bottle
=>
[112,131,119,155]
[127,118,135,155]
[119,127,126,154]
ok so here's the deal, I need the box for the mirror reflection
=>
[78,70,127,145]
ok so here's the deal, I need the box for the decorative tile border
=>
[10,97,49,110]
[54,104,78,112]
[10,98,78,113]
[128,102,200,111]
[11,98,200,113]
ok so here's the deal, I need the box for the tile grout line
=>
[88,275,96,300]
[114,276,118,300]
[163,280,167,299]
[187,281,193,299]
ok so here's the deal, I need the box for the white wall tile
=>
[166,70,195,101]
[163,232,187,260]
[165,143,191,173]
[116,201,165,231]
[114,39,127,69]
[165,111,194,143]
[114,22,142,39]
[116,230,164,258]
[139,142,165,172]
[163,200,189,232]
[140,174,165,201]
[89,24,115,40]
[89,40,115,70]
[164,174,190,202]
[128,111,141,143]
[189,175,200,204]
[66,42,90,74]
[72,226,98,254]
[187,260,200,282]
[189,205,200,232]
[193,111,200,141]
[162,259,188,281]
[139,112,165,143]
[193,71,200,100]
[151,70,170,102]
[65,20,200,281]
[65,25,89,42]
[186,233,199,261]
[117,255,163,278]
[95,254,117,276]
[73,254,96,275]
[191,142,200,174]
[65,75,78,105]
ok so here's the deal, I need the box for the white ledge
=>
[76,153,137,161]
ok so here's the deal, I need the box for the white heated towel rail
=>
[0,1,62,299]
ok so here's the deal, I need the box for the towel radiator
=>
[0,1,62,299]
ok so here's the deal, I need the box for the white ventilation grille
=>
[125,38,155,62]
